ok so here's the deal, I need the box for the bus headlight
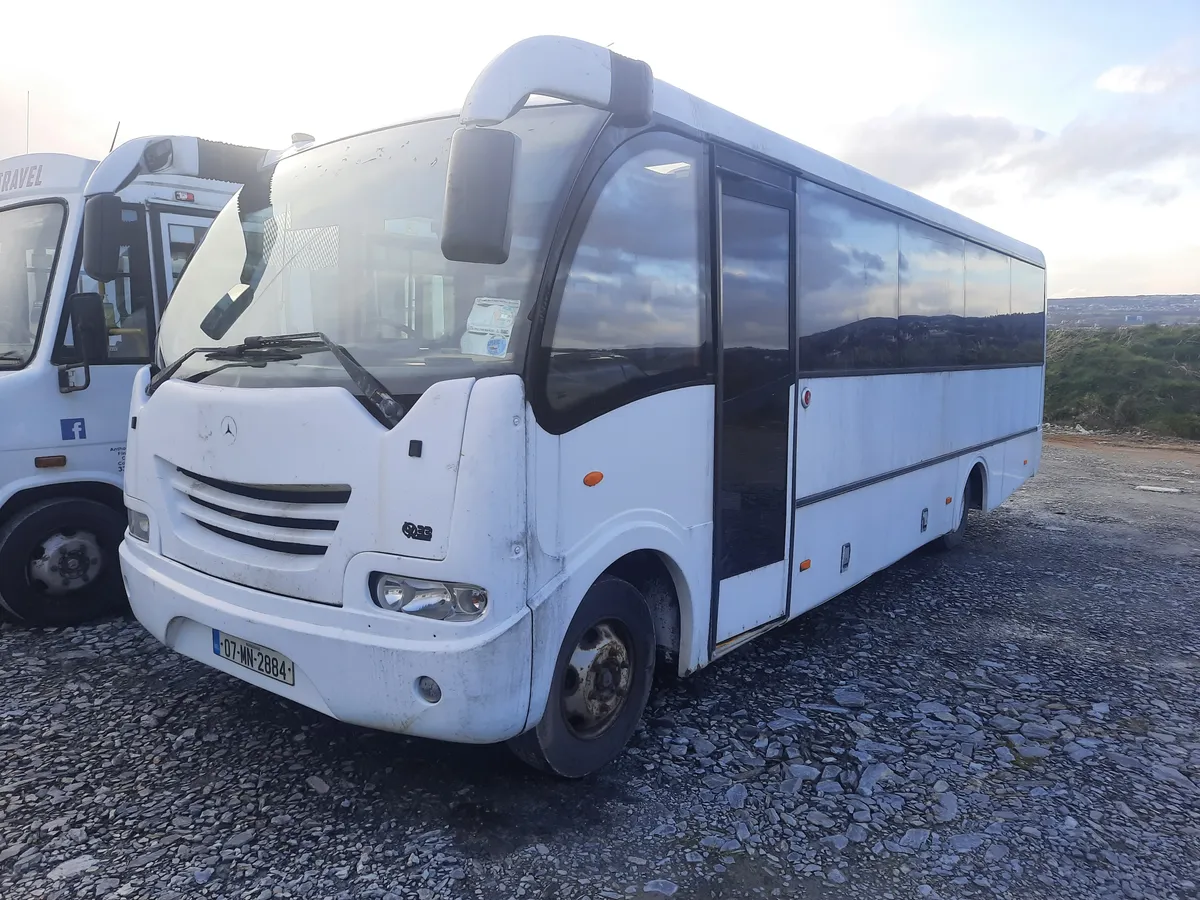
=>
[370,574,488,622]
[127,509,151,542]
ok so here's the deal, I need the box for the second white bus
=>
[114,36,1046,776]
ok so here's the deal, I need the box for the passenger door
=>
[152,211,214,307]
[712,166,796,646]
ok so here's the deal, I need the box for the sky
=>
[1,0,1196,298]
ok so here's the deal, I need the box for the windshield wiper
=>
[149,332,407,428]
[0,350,25,361]
[181,347,307,385]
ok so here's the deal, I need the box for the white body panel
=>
[787,370,1042,619]
[123,371,533,740]
[794,368,1043,507]
[526,387,715,704]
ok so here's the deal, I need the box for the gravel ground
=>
[2,436,1199,900]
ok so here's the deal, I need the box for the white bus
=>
[0,135,308,626]
[116,36,1046,777]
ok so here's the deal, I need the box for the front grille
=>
[172,468,350,556]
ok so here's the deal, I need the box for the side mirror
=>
[57,292,108,394]
[82,192,125,283]
[440,127,518,265]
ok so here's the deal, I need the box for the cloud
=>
[1095,63,1196,95]
[1108,178,1183,206]
[839,108,1199,203]
[1096,64,1175,94]
[839,112,1040,188]
[1010,116,1200,190]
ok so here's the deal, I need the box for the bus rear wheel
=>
[507,576,656,778]
[0,498,127,627]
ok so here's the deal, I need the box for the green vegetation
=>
[1045,325,1200,439]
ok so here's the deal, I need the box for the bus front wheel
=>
[508,576,656,778]
[0,498,127,627]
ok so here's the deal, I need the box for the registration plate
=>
[212,630,295,686]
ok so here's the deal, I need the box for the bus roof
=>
[0,153,97,204]
[459,36,1046,269]
[652,80,1045,269]
[84,136,271,197]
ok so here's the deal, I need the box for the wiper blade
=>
[0,350,25,361]
[149,332,407,428]
[182,350,305,384]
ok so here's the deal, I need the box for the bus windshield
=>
[0,201,66,367]
[157,104,603,394]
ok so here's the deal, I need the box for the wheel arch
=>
[524,519,709,731]
[0,478,125,526]
[964,457,989,511]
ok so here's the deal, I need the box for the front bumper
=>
[120,538,533,743]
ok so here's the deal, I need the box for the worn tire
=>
[0,498,127,627]
[937,479,973,551]
[507,576,656,778]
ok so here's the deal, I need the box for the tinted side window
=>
[898,220,965,368]
[797,180,899,372]
[542,136,706,419]
[963,243,1011,365]
[1010,260,1046,364]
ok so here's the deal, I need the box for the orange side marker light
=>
[583,471,604,487]
[799,559,812,572]
[945,496,953,505]
[35,456,67,468]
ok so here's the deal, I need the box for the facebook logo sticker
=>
[60,418,86,441]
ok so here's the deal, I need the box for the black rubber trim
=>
[795,426,1039,510]
[186,494,338,531]
[801,361,1044,379]
[178,467,350,505]
[196,139,267,186]
[608,51,653,127]
[194,520,327,556]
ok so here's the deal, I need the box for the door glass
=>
[165,221,211,299]
[718,192,792,580]
[70,208,154,362]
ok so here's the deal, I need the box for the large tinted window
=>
[542,135,707,419]
[898,220,964,368]
[797,180,899,371]
[1010,260,1046,364]
[963,243,1011,365]
[798,178,1044,372]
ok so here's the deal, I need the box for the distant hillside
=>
[1045,325,1200,438]
[1049,295,1200,328]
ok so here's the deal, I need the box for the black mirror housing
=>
[440,127,518,265]
[55,292,107,394]
[66,292,109,363]
[82,193,125,283]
